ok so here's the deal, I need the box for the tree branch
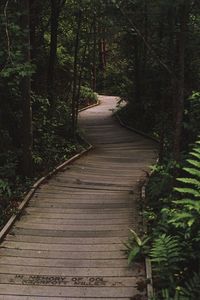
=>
[112,0,174,77]
[4,0,12,63]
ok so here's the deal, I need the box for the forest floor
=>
[0,95,157,299]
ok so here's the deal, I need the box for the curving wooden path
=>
[0,96,157,299]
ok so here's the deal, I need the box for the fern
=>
[180,273,200,299]
[149,139,200,298]
[186,159,200,169]
[177,177,200,187]
[151,288,189,300]
[174,187,200,197]
[150,234,183,283]
[169,139,200,232]
[183,167,200,178]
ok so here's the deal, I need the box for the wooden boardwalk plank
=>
[0,284,142,297]
[0,95,156,299]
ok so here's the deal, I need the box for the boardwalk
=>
[0,96,157,299]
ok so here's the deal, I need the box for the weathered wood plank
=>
[0,257,128,268]
[5,235,123,244]
[0,274,143,287]
[0,284,141,297]
[2,241,126,251]
[10,228,129,238]
[0,249,125,259]
[0,297,130,300]
[14,217,131,225]
[0,265,143,277]
[14,223,129,231]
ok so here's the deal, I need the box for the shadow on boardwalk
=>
[0,95,157,299]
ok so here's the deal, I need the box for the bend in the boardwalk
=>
[0,96,157,299]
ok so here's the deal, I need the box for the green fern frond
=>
[192,147,200,155]
[176,177,200,187]
[187,159,200,169]
[183,167,200,178]
[150,234,182,273]
[127,246,140,265]
[173,199,200,212]
[174,187,200,197]
[169,211,193,221]
[190,151,200,160]
[180,273,200,299]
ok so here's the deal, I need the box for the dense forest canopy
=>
[0,0,200,298]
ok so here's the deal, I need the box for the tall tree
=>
[20,0,33,176]
[92,12,97,91]
[173,0,190,162]
[71,8,82,137]
[47,0,61,104]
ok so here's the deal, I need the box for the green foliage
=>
[166,139,200,235]
[125,229,149,264]
[0,180,11,198]
[79,86,98,108]
[151,288,186,300]
[145,139,200,297]
[150,234,183,285]
[180,273,200,299]
[184,92,200,143]
[147,162,174,201]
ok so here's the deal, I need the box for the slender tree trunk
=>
[134,35,141,104]
[98,23,106,72]
[47,0,60,105]
[30,0,39,91]
[75,25,92,124]
[173,1,190,162]
[143,0,148,73]
[20,0,33,177]
[71,9,82,137]
[92,13,97,91]
[102,28,107,69]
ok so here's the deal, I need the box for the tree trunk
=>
[71,9,82,138]
[92,13,97,91]
[75,26,92,124]
[143,0,148,73]
[47,0,60,105]
[98,23,106,72]
[173,0,190,162]
[20,0,33,177]
[134,35,141,104]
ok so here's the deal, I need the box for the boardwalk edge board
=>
[115,106,156,299]
[78,98,101,113]
[114,110,159,143]
[141,180,154,300]
[0,100,101,244]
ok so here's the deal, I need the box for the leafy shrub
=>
[184,92,200,144]
[79,86,98,108]
[166,139,200,238]
[150,234,183,287]
[146,138,200,297]
[180,273,200,299]
[124,229,149,264]
[0,180,11,199]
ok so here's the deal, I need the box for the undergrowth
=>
[0,89,96,231]
[126,138,200,300]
